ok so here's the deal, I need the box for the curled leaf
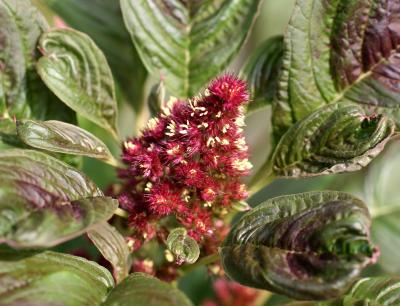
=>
[0,149,118,248]
[166,228,200,265]
[272,103,394,177]
[273,0,400,141]
[0,249,114,305]
[148,81,165,117]
[242,35,284,114]
[88,222,131,284]
[103,273,193,306]
[37,28,119,139]
[220,191,378,300]
[120,0,263,97]
[17,119,116,164]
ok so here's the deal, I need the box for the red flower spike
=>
[118,74,252,255]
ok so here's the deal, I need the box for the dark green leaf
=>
[242,36,284,114]
[120,0,263,98]
[166,228,200,265]
[0,0,76,122]
[148,81,165,117]
[272,103,394,177]
[0,249,114,305]
[273,0,400,142]
[102,273,193,306]
[17,119,117,165]
[221,191,378,300]
[45,0,148,113]
[87,222,131,284]
[37,28,119,139]
[0,149,118,248]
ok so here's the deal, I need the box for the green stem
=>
[248,159,276,197]
[180,253,220,274]
[114,207,129,219]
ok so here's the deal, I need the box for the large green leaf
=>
[102,273,193,306]
[220,191,377,300]
[363,141,400,274]
[0,0,75,122]
[45,0,148,113]
[273,0,400,142]
[120,0,263,98]
[16,119,117,165]
[0,149,118,248]
[37,28,119,139]
[0,249,114,305]
[87,222,131,284]
[241,36,284,114]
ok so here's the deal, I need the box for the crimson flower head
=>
[118,74,252,251]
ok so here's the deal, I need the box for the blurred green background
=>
[29,0,400,305]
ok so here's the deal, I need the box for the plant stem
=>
[248,159,276,197]
[114,207,129,219]
[180,252,220,274]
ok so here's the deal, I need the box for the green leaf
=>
[16,119,117,165]
[166,228,200,265]
[37,28,119,139]
[120,0,263,98]
[0,149,118,248]
[241,36,284,114]
[220,191,378,300]
[44,0,148,113]
[363,141,400,274]
[272,103,394,177]
[148,81,165,117]
[0,249,114,305]
[273,0,400,142]
[0,0,76,122]
[102,273,193,306]
[87,222,131,284]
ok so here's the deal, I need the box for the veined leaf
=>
[0,149,118,248]
[120,0,263,98]
[37,28,119,139]
[0,0,75,122]
[102,273,193,306]
[45,0,148,113]
[88,222,131,284]
[272,103,394,178]
[242,36,284,114]
[0,249,114,305]
[221,191,378,300]
[273,0,400,142]
[166,228,200,265]
[16,119,116,165]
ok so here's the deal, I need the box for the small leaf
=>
[0,0,76,122]
[0,149,118,248]
[0,249,114,305]
[148,81,165,117]
[37,28,119,139]
[45,0,148,113]
[16,119,116,164]
[272,103,394,177]
[221,191,378,300]
[241,36,284,114]
[87,222,131,284]
[102,272,193,306]
[166,228,200,265]
[273,0,400,142]
[120,0,263,98]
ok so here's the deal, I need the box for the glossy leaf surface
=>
[166,227,200,265]
[272,103,394,177]
[221,191,378,300]
[273,0,400,141]
[242,36,284,114]
[120,0,263,97]
[0,249,114,306]
[45,0,148,113]
[0,149,117,248]
[37,28,119,139]
[17,119,115,163]
[102,273,193,306]
[88,222,131,284]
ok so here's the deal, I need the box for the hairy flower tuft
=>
[118,74,252,252]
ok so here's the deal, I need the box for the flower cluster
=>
[118,74,252,252]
